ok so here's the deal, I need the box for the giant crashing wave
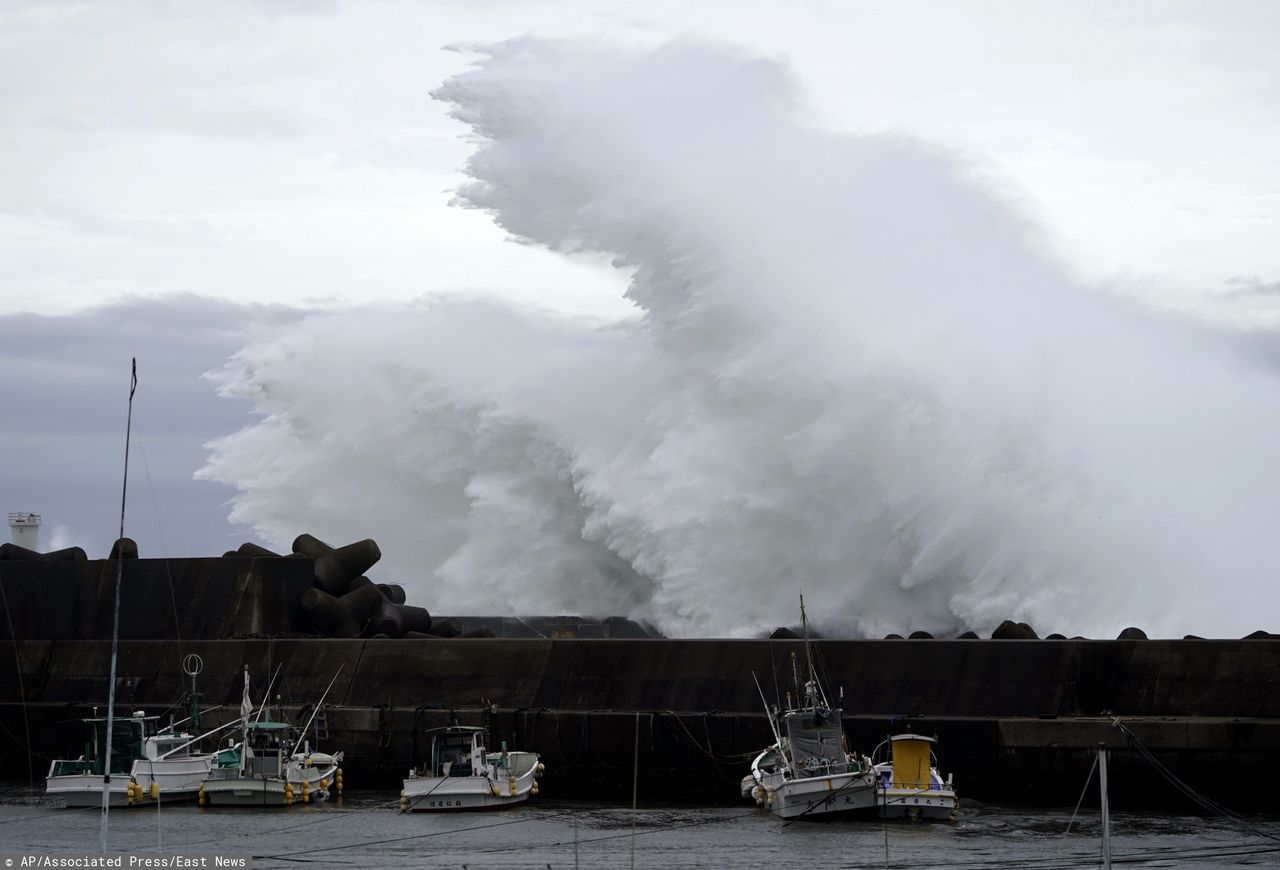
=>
[199,39,1280,639]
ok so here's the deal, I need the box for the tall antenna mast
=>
[100,358,137,852]
[800,594,814,680]
[799,593,827,707]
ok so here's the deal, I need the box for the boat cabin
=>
[48,711,157,778]
[423,726,487,778]
[143,732,195,761]
[878,733,941,790]
[240,721,295,777]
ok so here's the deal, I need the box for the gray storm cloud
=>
[200,39,1280,638]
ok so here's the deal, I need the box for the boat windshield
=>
[246,722,294,753]
[430,731,479,777]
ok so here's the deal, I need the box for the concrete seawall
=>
[1,637,1277,807]
[2,555,1277,807]
[0,557,313,639]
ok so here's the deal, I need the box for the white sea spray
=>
[200,39,1280,639]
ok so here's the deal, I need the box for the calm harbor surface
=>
[0,786,1275,868]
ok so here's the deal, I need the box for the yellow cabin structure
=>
[889,733,935,790]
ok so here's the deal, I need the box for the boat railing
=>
[49,759,94,777]
[796,756,850,778]
[205,766,241,781]
[502,751,540,777]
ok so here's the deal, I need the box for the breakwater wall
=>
[1,637,1277,808]
[0,557,313,639]
[2,554,1278,808]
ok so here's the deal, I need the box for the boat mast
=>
[753,671,793,777]
[239,666,252,776]
[100,358,136,853]
[184,653,202,733]
[252,663,283,725]
[799,594,827,708]
[290,664,345,757]
[752,672,784,746]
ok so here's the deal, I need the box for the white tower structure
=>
[8,512,41,550]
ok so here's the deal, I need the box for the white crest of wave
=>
[201,39,1280,639]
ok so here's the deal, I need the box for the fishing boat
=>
[200,726,343,807]
[126,724,226,805]
[198,668,344,808]
[47,711,154,807]
[128,655,243,805]
[741,598,879,820]
[47,712,242,808]
[400,725,543,812]
[870,733,959,821]
[200,721,296,808]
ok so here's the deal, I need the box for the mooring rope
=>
[1064,749,1099,834]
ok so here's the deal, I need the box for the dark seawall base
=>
[1,637,1277,809]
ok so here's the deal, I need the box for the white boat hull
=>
[879,787,959,820]
[752,770,880,820]
[46,774,129,808]
[200,776,293,808]
[131,757,214,802]
[402,766,538,812]
[198,758,339,808]
[873,761,959,821]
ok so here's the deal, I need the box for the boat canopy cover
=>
[783,709,846,775]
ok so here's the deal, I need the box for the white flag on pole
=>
[240,668,253,721]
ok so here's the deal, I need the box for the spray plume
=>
[201,39,1280,638]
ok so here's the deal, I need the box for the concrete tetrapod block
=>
[331,538,381,580]
[427,620,460,639]
[369,602,432,638]
[236,542,283,558]
[108,538,139,560]
[292,534,382,595]
[377,583,407,605]
[344,576,404,601]
[43,547,88,561]
[0,543,87,561]
[300,582,386,638]
[0,544,40,561]
[992,620,1038,639]
[291,533,332,559]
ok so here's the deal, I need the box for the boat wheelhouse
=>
[46,712,154,807]
[871,733,959,821]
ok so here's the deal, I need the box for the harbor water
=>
[0,786,1276,868]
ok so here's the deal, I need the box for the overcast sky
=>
[0,296,304,556]
[4,0,1279,321]
[3,1,1280,596]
